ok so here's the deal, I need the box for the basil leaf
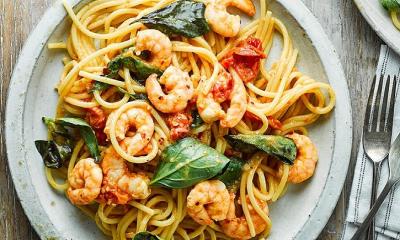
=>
[216,157,244,189]
[91,52,162,92]
[151,137,230,188]
[191,110,203,129]
[92,81,110,92]
[35,140,72,169]
[224,134,297,164]
[42,117,70,139]
[117,87,149,101]
[56,118,100,163]
[130,57,163,83]
[133,232,162,240]
[380,0,400,10]
[139,0,210,38]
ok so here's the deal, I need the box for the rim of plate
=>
[353,0,400,55]
[5,0,352,239]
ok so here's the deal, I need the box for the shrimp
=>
[135,29,172,70]
[283,133,318,183]
[99,147,151,204]
[67,158,103,205]
[187,180,231,225]
[146,66,194,113]
[220,195,269,240]
[197,70,247,128]
[205,0,256,37]
[104,107,154,156]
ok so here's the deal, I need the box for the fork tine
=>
[386,76,398,132]
[371,75,384,132]
[364,75,377,133]
[379,76,391,132]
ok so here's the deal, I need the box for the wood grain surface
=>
[0,0,382,239]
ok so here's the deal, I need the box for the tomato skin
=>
[87,107,106,129]
[166,112,193,141]
[268,116,282,130]
[211,71,234,103]
[243,112,282,130]
[86,107,108,145]
[220,37,266,83]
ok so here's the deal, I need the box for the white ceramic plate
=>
[5,0,352,239]
[354,0,400,55]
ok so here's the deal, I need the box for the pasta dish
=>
[34,0,336,239]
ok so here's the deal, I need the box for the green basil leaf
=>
[91,52,162,92]
[42,117,69,139]
[191,110,203,129]
[139,0,210,38]
[224,134,297,164]
[133,232,162,240]
[216,157,244,189]
[380,0,400,10]
[92,81,111,92]
[56,118,100,163]
[117,87,150,101]
[151,137,230,188]
[34,140,72,169]
[129,56,163,83]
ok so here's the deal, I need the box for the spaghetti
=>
[42,0,336,239]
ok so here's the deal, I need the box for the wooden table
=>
[0,0,382,239]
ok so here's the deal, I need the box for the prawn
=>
[197,70,247,128]
[205,0,256,37]
[99,147,151,205]
[220,194,269,239]
[283,133,318,183]
[104,107,154,156]
[135,29,172,70]
[67,158,103,205]
[146,66,194,113]
[187,180,231,225]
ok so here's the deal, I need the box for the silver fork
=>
[353,75,397,240]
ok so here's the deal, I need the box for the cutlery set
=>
[351,75,399,240]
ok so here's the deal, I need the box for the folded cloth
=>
[342,45,400,240]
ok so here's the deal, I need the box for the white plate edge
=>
[353,0,400,56]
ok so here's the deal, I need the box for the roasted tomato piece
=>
[166,112,193,141]
[220,36,266,83]
[211,71,234,103]
[268,116,282,130]
[86,107,107,145]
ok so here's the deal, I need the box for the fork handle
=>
[367,162,382,240]
[351,181,395,240]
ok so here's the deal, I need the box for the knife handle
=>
[351,181,395,240]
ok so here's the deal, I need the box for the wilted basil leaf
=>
[117,87,149,101]
[34,140,72,169]
[151,137,230,188]
[224,134,297,164]
[380,0,400,10]
[42,117,69,139]
[139,0,210,38]
[92,52,163,92]
[133,232,162,240]
[92,81,110,92]
[56,118,100,163]
[191,110,203,129]
[216,157,244,189]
